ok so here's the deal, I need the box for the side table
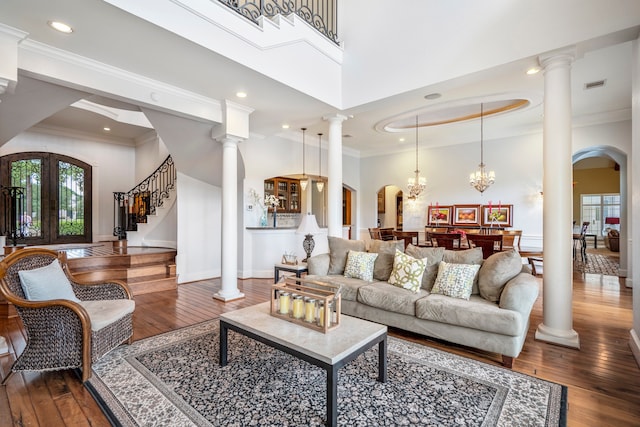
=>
[273,262,308,283]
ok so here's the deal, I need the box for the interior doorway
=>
[376,185,402,230]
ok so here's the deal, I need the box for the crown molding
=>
[18,39,223,124]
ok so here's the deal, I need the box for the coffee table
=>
[219,302,387,426]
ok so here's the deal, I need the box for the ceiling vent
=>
[584,79,606,90]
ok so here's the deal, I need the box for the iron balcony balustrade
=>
[218,0,338,44]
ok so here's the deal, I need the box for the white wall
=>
[630,37,640,367]
[134,133,170,182]
[0,130,136,241]
[175,172,221,283]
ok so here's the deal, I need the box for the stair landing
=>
[59,242,178,296]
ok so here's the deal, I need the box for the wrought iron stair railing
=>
[113,155,176,240]
[218,0,338,44]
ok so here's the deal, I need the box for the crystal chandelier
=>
[316,133,325,192]
[469,103,495,194]
[300,127,308,191]
[407,115,426,200]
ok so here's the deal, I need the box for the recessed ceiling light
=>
[526,67,541,75]
[48,20,73,33]
[236,91,247,98]
[399,138,405,142]
[103,127,111,132]
[424,93,441,100]
[281,124,290,129]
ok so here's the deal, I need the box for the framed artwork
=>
[453,204,481,226]
[481,204,513,227]
[427,205,452,225]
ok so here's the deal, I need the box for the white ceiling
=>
[1,0,639,156]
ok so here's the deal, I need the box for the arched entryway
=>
[572,146,628,278]
[1,152,92,245]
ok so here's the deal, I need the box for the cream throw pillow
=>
[388,249,426,293]
[344,250,378,281]
[432,261,480,300]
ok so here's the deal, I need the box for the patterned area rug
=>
[574,253,619,276]
[86,320,567,426]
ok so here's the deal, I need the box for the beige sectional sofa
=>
[306,237,540,367]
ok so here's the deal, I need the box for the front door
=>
[1,152,92,245]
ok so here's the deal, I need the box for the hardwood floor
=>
[1,271,639,426]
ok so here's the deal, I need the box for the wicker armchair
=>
[0,248,134,384]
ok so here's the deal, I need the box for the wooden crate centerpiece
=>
[270,277,341,333]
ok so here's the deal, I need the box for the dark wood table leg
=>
[219,321,228,367]
[378,336,387,383]
[326,366,338,426]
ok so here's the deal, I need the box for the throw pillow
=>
[344,250,379,281]
[443,247,483,294]
[478,249,523,302]
[328,236,366,275]
[368,239,405,281]
[405,244,445,291]
[18,259,81,302]
[432,261,480,300]
[388,249,426,293]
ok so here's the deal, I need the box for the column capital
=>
[213,134,244,145]
[322,113,349,123]
[538,47,578,69]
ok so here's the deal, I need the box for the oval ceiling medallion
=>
[377,97,532,133]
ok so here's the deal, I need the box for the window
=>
[580,193,620,235]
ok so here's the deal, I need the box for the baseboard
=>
[630,329,640,369]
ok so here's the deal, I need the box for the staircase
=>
[66,243,177,296]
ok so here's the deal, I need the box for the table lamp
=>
[297,213,320,262]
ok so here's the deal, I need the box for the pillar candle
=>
[278,292,291,315]
[304,298,316,323]
[292,295,304,319]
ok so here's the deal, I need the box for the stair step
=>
[128,276,178,296]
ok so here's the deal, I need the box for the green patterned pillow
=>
[432,261,480,300]
[344,250,378,281]
[388,249,426,293]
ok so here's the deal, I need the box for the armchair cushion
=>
[79,300,136,331]
[18,260,81,303]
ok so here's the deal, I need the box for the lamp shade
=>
[605,217,620,225]
[297,213,320,235]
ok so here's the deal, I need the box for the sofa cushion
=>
[388,250,426,293]
[443,247,483,294]
[327,236,366,275]
[344,250,378,281]
[18,260,81,303]
[405,245,445,291]
[368,239,405,281]
[304,275,372,302]
[431,261,480,300]
[357,282,429,316]
[478,249,523,302]
[415,294,523,336]
[79,299,136,332]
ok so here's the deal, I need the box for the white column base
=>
[213,290,245,302]
[0,336,8,355]
[535,323,580,348]
[630,329,640,368]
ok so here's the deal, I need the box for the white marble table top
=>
[220,302,387,365]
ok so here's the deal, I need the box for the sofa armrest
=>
[499,272,540,319]
[307,253,330,276]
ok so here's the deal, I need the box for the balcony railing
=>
[218,0,338,44]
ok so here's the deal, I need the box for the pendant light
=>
[300,128,308,191]
[407,115,426,200]
[469,103,495,194]
[316,133,325,192]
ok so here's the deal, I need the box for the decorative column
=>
[323,114,348,237]
[535,49,580,348]
[213,100,253,302]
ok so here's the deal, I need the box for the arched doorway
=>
[572,146,628,278]
[1,152,92,245]
[376,185,402,230]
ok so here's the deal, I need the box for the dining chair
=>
[428,232,461,250]
[468,234,504,259]
[573,221,589,262]
[500,230,522,251]
[392,231,419,249]
[368,227,383,240]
